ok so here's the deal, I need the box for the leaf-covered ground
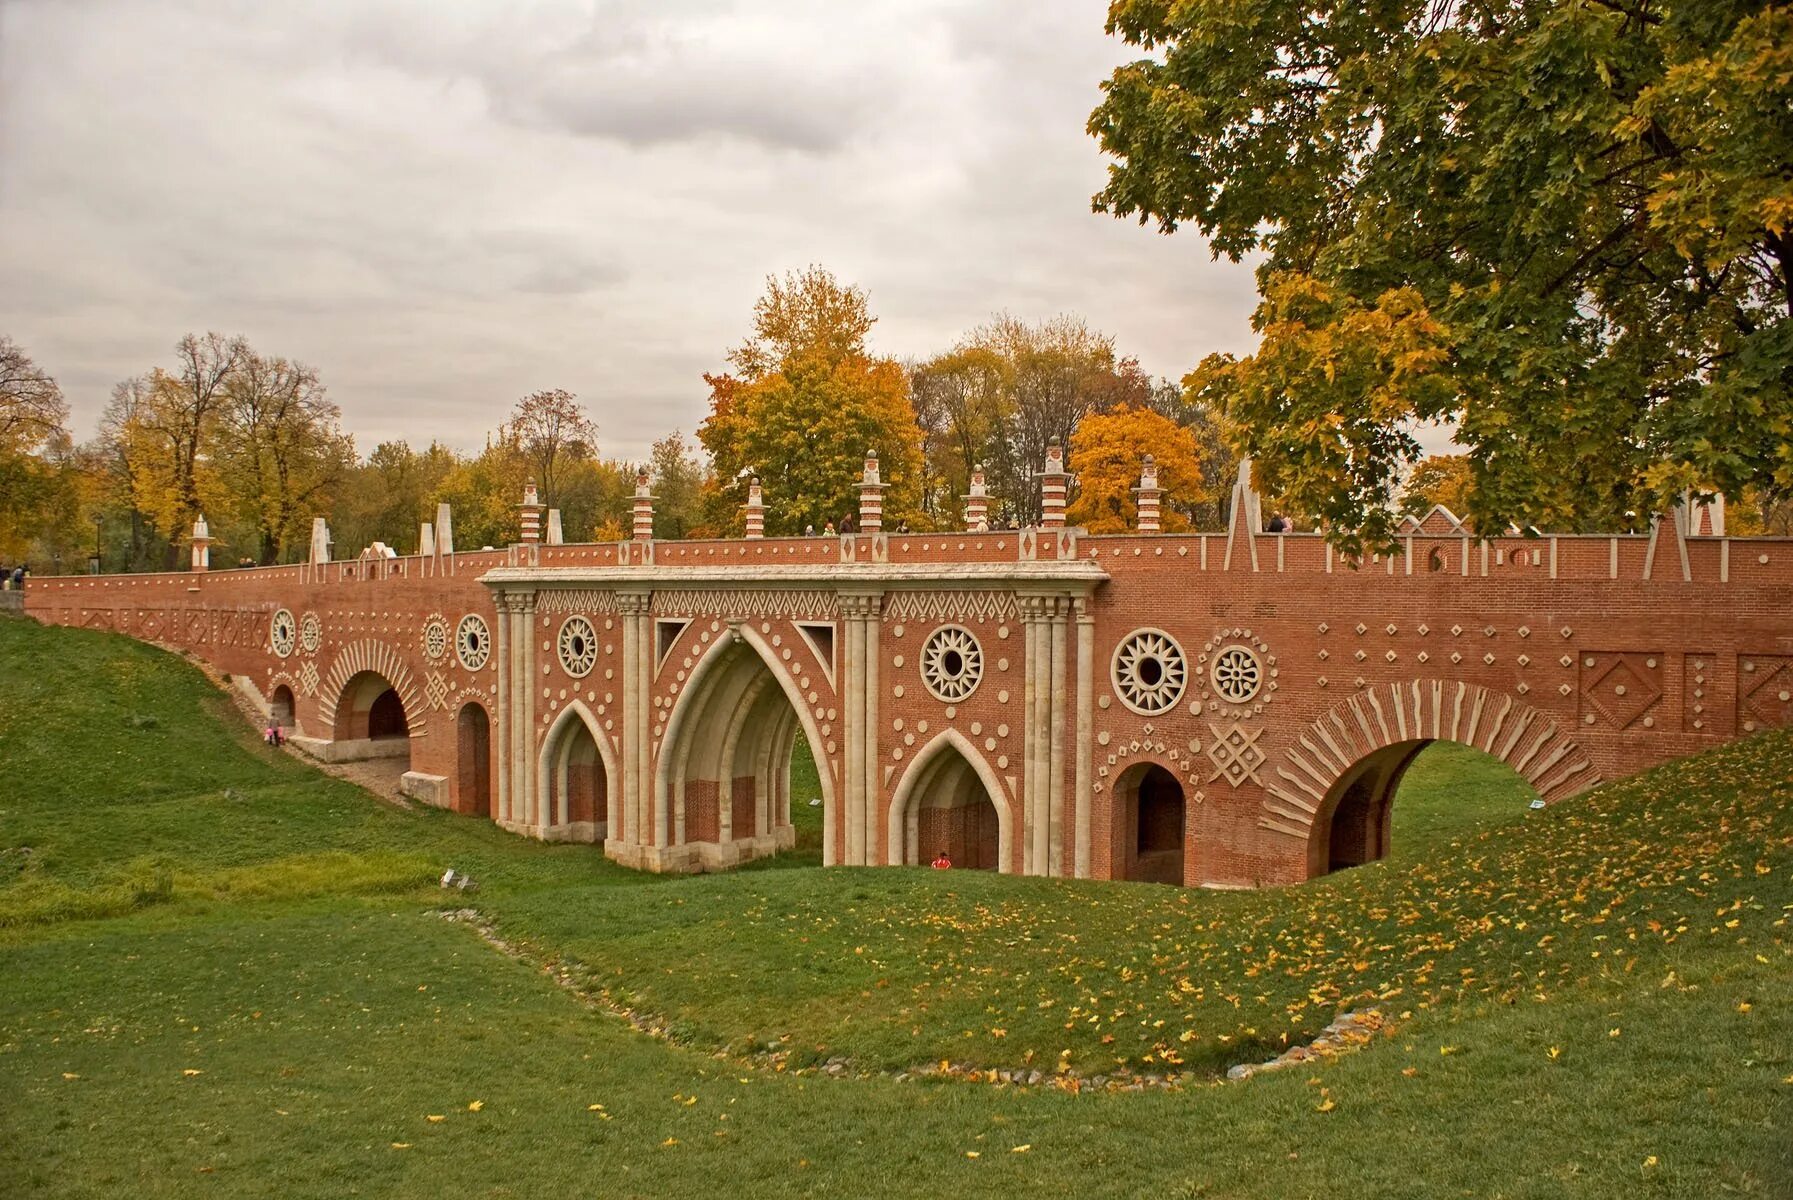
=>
[2,616,1788,1198]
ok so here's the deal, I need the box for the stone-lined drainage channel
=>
[439,907,1394,1094]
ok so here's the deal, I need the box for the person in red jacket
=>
[931,850,952,870]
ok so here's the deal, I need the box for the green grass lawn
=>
[2,615,1789,1198]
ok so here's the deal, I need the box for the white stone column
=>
[1020,594,1055,875]
[496,590,537,831]
[838,590,882,867]
[1047,597,1068,877]
[1073,597,1095,879]
[616,590,653,852]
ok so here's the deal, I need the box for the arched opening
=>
[269,685,297,734]
[1113,762,1186,884]
[892,736,1005,871]
[655,630,831,869]
[1309,739,1541,876]
[541,707,609,842]
[333,670,410,743]
[456,703,492,818]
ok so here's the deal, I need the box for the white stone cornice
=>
[478,562,1109,588]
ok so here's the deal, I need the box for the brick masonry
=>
[24,474,1793,887]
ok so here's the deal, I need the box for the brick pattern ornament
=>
[1112,629,1188,716]
[299,612,322,654]
[421,614,449,662]
[1739,655,1793,732]
[557,616,599,678]
[1210,645,1263,704]
[455,614,491,672]
[919,625,982,702]
[270,609,297,658]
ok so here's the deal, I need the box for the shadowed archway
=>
[1112,762,1186,885]
[538,702,614,842]
[886,729,1011,872]
[456,702,492,817]
[654,626,835,868]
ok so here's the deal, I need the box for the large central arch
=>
[654,624,837,869]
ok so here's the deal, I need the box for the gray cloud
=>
[0,0,1261,461]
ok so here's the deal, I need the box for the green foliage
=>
[1093,0,1793,546]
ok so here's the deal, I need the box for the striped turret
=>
[1134,454,1162,533]
[962,463,990,531]
[1038,437,1068,530]
[744,477,765,539]
[518,481,543,544]
[858,451,886,533]
[632,468,655,542]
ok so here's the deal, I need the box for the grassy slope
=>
[1,616,1788,1198]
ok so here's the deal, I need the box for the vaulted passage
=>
[334,670,409,743]
[890,733,1009,872]
[456,702,492,818]
[541,709,609,842]
[657,633,814,868]
[1310,740,1540,876]
[1113,763,1185,885]
[269,685,296,734]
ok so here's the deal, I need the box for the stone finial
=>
[189,515,214,572]
[545,508,564,545]
[1682,489,1726,538]
[962,462,990,532]
[419,522,435,557]
[632,467,655,542]
[310,516,332,565]
[518,479,544,544]
[1038,437,1069,530]
[434,502,454,557]
[744,476,765,540]
[1134,454,1163,534]
[858,449,886,534]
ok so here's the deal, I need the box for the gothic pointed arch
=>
[885,727,1012,872]
[654,622,837,858]
[537,699,620,839]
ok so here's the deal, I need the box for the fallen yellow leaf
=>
[182,1069,203,1077]
[467,1100,484,1112]
[390,1143,411,1150]
[1011,1144,1031,1153]
[965,1151,981,1159]
[426,1115,445,1123]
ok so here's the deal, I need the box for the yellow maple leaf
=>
[468,1100,484,1112]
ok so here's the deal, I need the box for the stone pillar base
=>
[602,833,791,874]
[399,771,449,807]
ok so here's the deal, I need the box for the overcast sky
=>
[0,0,1262,462]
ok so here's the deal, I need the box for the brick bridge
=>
[24,456,1793,887]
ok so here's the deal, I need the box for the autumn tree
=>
[218,353,353,563]
[0,337,72,560]
[1091,1,1793,547]
[699,268,923,534]
[648,431,706,539]
[1401,455,1474,519]
[1066,405,1213,533]
[119,333,247,564]
[502,389,598,508]
[913,315,1152,525]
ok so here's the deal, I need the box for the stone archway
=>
[654,626,834,869]
[456,702,492,818]
[1111,761,1186,885]
[538,702,615,842]
[1259,679,1594,879]
[886,729,1011,872]
[269,684,297,734]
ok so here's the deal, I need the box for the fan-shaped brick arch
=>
[1260,679,1595,842]
[316,639,430,739]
